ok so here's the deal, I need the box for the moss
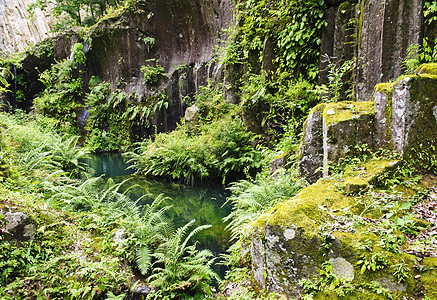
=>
[258,179,352,240]
[421,257,437,298]
[262,159,397,231]
[337,1,351,23]
[271,151,289,161]
[373,82,395,135]
[331,231,418,299]
[374,82,395,96]
[308,103,327,116]
[343,159,399,184]
[341,177,369,194]
[396,75,437,167]
[323,101,375,127]
[357,0,365,50]
[415,63,437,75]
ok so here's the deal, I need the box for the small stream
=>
[85,153,232,278]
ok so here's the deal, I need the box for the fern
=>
[224,170,306,240]
[148,220,220,296]
[136,246,152,275]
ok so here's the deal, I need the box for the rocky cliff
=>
[320,0,423,101]
[4,0,234,139]
[85,0,234,136]
[0,0,53,53]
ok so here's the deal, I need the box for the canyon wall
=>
[0,0,53,53]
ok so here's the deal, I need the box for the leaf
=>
[136,246,152,275]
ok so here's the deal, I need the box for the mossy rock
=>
[323,101,375,127]
[323,101,375,165]
[251,158,436,299]
[415,63,437,75]
[374,82,395,96]
[269,151,290,175]
[341,159,400,193]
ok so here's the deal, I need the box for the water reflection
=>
[85,153,231,278]
[85,152,134,177]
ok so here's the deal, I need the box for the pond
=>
[85,153,232,278]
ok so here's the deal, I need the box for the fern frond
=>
[136,246,152,275]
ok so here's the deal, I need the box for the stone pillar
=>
[356,0,423,101]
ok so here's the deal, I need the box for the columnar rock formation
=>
[320,0,423,101]
[5,0,235,138]
[299,65,437,184]
[0,0,53,53]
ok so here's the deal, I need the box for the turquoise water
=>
[85,153,231,277]
[85,152,135,177]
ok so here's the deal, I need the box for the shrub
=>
[33,47,86,131]
[141,59,167,85]
[126,116,262,184]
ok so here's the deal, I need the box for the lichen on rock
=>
[251,157,436,298]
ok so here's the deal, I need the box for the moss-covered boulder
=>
[373,68,437,163]
[299,101,375,182]
[251,158,437,299]
[323,101,375,165]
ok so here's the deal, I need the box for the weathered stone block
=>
[323,101,375,167]
[373,70,437,158]
[299,101,375,181]
[373,82,395,149]
[251,178,353,298]
[298,104,326,184]
[184,105,200,130]
[2,211,35,241]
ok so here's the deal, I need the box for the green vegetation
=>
[127,114,261,185]
[84,80,130,152]
[0,66,10,94]
[233,0,326,80]
[141,59,168,85]
[3,0,437,299]
[33,43,86,132]
[0,112,219,299]
[28,0,121,29]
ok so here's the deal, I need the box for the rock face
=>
[2,211,36,241]
[0,0,53,53]
[85,0,234,135]
[319,1,355,87]
[320,0,423,101]
[251,223,325,298]
[356,0,423,101]
[6,0,234,139]
[298,104,326,184]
